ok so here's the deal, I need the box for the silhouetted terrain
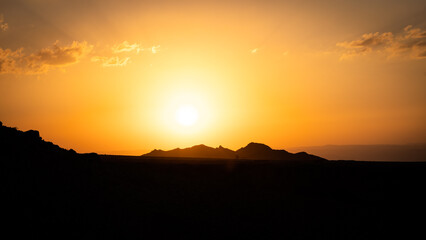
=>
[144,142,326,162]
[2,121,426,239]
[288,144,426,161]
[144,144,236,159]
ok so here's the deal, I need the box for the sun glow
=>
[142,69,227,141]
[176,105,199,126]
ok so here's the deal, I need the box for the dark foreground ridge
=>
[2,121,426,239]
[144,142,327,162]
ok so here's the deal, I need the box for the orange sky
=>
[1,0,425,154]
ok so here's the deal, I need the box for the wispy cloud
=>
[111,41,161,54]
[151,45,160,54]
[0,14,8,32]
[389,25,426,59]
[92,41,161,67]
[337,25,426,60]
[111,41,141,54]
[0,48,23,73]
[250,48,259,54]
[0,41,93,74]
[91,56,130,67]
[0,40,161,73]
[337,32,393,59]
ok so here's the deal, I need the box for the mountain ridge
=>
[0,121,77,157]
[0,121,325,162]
[143,142,327,161]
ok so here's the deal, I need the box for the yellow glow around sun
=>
[176,105,199,126]
[138,68,236,146]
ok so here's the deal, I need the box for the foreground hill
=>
[0,121,77,158]
[2,121,426,239]
[144,142,326,162]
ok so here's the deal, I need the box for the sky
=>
[1,0,425,154]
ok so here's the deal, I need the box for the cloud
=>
[111,41,141,54]
[0,48,23,73]
[111,41,161,54]
[0,14,8,32]
[388,25,426,59]
[337,32,393,59]
[1,40,160,73]
[151,45,160,54]
[0,41,93,74]
[250,48,259,54]
[91,56,130,67]
[92,42,161,67]
[29,41,92,66]
[337,25,426,60]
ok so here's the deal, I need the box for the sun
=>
[176,105,199,127]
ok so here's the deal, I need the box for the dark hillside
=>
[1,121,426,239]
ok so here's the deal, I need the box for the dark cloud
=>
[337,25,426,60]
[0,41,92,74]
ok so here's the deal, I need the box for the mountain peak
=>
[242,142,272,151]
[144,142,326,162]
[144,144,235,159]
[191,144,210,149]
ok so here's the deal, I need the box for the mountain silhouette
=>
[145,144,236,159]
[144,142,327,161]
[0,121,78,158]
